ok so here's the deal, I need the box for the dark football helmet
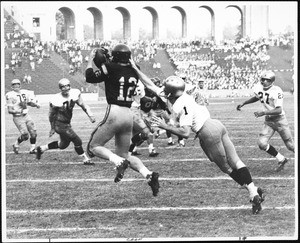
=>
[93,47,109,68]
[163,76,185,98]
[111,44,131,63]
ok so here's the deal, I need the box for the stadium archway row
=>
[3,1,269,43]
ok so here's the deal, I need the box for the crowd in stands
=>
[5,21,51,76]
[5,17,294,91]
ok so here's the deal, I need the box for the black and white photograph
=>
[1,1,297,242]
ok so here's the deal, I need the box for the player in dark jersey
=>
[129,81,159,157]
[35,78,96,165]
[85,43,164,196]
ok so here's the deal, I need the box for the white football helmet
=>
[59,78,71,96]
[11,79,21,91]
[260,70,275,90]
[163,76,185,98]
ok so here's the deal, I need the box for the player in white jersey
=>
[236,70,294,172]
[35,78,96,165]
[132,71,265,214]
[6,79,40,154]
[129,80,159,157]
[190,79,209,106]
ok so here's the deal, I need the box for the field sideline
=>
[2,95,297,241]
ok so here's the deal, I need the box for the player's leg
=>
[115,118,160,196]
[12,116,29,154]
[129,110,148,155]
[258,122,287,171]
[26,115,38,154]
[199,119,263,213]
[274,117,294,171]
[35,122,68,160]
[277,117,294,153]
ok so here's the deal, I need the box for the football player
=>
[35,78,95,165]
[6,79,40,154]
[236,70,294,172]
[132,72,265,215]
[85,43,165,196]
[129,80,159,157]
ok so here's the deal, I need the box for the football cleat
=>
[12,144,19,154]
[132,151,142,156]
[251,195,262,214]
[149,150,159,157]
[257,187,265,203]
[29,149,36,154]
[83,159,95,165]
[148,172,160,196]
[275,158,288,172]
[167,141,175,146]
[114,159,130,183]
[35,146,43,160]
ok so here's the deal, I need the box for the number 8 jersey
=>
[253,83,285,116]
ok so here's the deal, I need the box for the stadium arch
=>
[2,2,269,43]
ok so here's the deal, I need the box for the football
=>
[93,48,108,68]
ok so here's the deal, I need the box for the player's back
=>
[103,62,139,107]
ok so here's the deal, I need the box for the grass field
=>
[2,94,297,241]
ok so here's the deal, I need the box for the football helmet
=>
[59,78,71,95]
[163,76,185,98]
[260,70,275,90]
[11,79,21,91]
[111,44,131,63]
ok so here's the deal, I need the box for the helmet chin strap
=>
[263,83,273,90]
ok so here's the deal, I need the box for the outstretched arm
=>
[76,94,96,123]
[237,96,259,110]
[129,59,163,96]
[151,115,191,139]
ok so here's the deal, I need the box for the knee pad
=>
[59,141,70,150]
[257,140,268,151]
[21,133,29,141]
[284,138,295,152]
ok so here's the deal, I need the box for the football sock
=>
[245,182,258,200]
[17,136,23,145]
[237,167,253,185]
[109,154,125,166]
[75,145,84,155]
[48,141,59,150]
[276,153,285,162]
[229,169,243,186]
[129,143,136,153]
[79,153,90,162]
[265,144,278,157]
[168,137,173,143]
[30,137,36,144]
[139,166,152,178]
[148,143,154,153]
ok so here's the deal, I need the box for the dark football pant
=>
[54,121,82,149]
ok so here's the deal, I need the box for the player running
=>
[84,44,168,196]
[236,70,294,172]
[6,79,40,154]
[35,78,95,165]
